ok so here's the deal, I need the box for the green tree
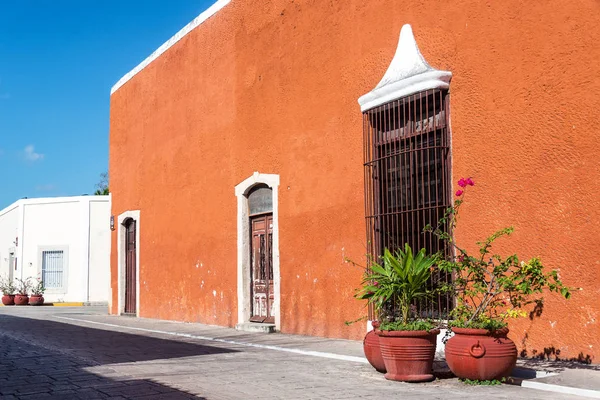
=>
[94,172,109,195]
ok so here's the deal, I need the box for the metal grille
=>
[363,89,453,319]
[42,250,65,289]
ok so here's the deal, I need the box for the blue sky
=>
[0,0,214,209]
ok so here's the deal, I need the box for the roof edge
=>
[0,195,110,216]
[110,0,231,95]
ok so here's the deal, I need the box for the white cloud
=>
[24,145,44,162]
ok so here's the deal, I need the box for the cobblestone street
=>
[0,307,582,399]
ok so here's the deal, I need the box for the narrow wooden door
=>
[250,214,274,323]
[124,219,137,315]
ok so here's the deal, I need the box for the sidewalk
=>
[0,306,597,399]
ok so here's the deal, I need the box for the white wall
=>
[21,199,83,302]
[0,203,19,280]
[88,200,110,302]
[0,196,110,303]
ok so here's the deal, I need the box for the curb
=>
[521,380,600,399]
[0,302,85,307]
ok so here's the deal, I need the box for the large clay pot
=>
[29,295,44,306]
[377,329,440,382]
[2,294,15,306]
[445,327,517,380]
[364,330,386,373]
[14,294,29,306]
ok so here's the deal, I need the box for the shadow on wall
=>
[516,301,596,367]
[519,346,596,368]
[0,314,240,398]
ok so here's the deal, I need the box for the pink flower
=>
[466,177,475,186]
[458,178,467,188]
[455,189,463,197]
[373,281,379,286]
[457,255,465,262]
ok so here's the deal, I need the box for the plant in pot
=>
[29,277,45,306]
[0,276,16,306]
[14,278,32,306]
[356,244,440,382]
[427,178,572,381]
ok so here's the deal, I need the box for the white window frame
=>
[37,246,69,294]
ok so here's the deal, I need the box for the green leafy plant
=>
[461,378,505,386]
[0,276,16,296]
[355,244,438,331]
[426,178,573,330]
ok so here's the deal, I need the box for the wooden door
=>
[124,219,137,315]
[250,214,274,323]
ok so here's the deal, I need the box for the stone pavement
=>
[0,307,586,399]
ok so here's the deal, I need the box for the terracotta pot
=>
[14,294,29,306]
[364,330,386,373]
[2,294,15,306]
[29,295,44,306]
[377,329,440,382]
[445,327,517,380]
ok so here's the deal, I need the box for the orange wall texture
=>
[109,0,600,361]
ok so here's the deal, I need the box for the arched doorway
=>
[247,184,274,323]
[234,172,280,330]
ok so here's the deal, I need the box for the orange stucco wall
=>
[109,0,600,361]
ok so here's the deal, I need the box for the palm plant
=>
[356,244,436,330]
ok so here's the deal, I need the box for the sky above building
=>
[0,0,214,209]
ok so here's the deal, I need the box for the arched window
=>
[247,184,273,216]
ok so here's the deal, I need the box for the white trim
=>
[55,316,368,364]
[110,0,231,95]
[521,381,600,399]
[117,210,141,316]
[16,202,24,281]
[80,198,91,302]
[235,172,281,330]
[358,24,452,112]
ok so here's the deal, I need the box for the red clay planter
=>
[363,330,386,373]
[29,295,44,306]
[14,294,29,306]
[2,295,15,306]
[445,327,517,381]
[377,329,440,382]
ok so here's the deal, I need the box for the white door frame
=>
[235,172,280,330]
[117,210,140,316]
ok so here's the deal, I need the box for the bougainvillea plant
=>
[425,177,573,330]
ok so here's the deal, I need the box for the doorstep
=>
[235,322,276,333]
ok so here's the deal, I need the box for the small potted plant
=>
[356,244,440,382]
[14,278,32,306]
[29,278,45,306]
[427,178,572,381]
[0,276,16,306]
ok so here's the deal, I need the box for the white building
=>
[0,195,110,304]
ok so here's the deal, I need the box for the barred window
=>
[42,250,66,290]
[363,89,453,318]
